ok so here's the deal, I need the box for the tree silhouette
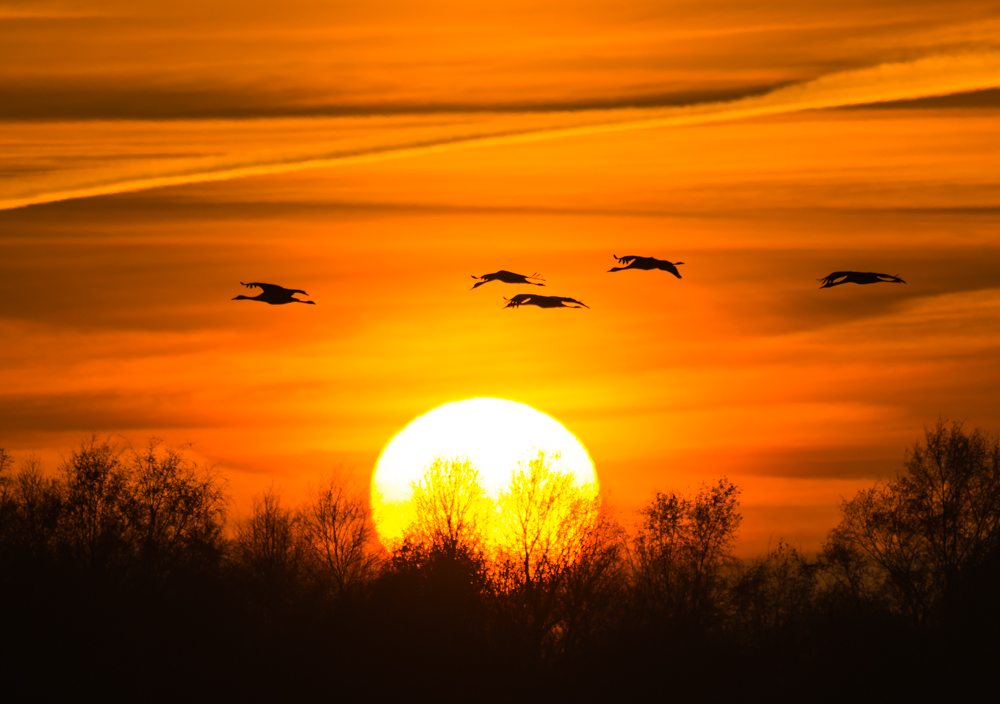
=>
[823,421,1000,626]
[491,451,602,660]
[408,457,491,554]
[298,476,380,598]
[496,450,599,587]
[126,440,227,583]
[728,540,818,647]
[554,505,628,659]
[369,536,493,694]
[232,487,305,603]
[0,455,61,565]
[631,478,742,630]
[59,436,132,577]
[46,436,229,586]
[0,448,13,543]
[0,439,235,700]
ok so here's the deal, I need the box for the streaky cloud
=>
[2,51,999,212]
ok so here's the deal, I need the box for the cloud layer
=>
[2,51,1000,211]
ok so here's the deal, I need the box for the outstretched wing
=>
[242,282,308,295]
[659,261,683,278]
[502,293,534,307]
[875,273,906,284]
[613,255,639,266]
[494,270,545,283]
[817,272,851,288]
[558,297,589,308]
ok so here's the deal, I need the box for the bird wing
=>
[498,270,540,282]
[242,282,308,295]
[614,255,640,265]
[503,293,535,307]
[558,297,589,308]
[243,282,281,293]
[874,273,906,283]
[497,271,546,284]
[660,261,682,278]
[817,271,851,287]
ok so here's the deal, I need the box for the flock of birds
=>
[232,255,906,307]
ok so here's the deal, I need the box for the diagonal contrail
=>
[2,51,998,211]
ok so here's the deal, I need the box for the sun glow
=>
[371,398,598,546]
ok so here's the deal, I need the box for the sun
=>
[371,397,597,546]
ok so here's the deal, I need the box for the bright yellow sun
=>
[371,397,598,546]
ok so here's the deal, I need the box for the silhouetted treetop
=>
[408,457,491,554]
[298,476,380,598]
[631,478,742,629]
[824,421,1000,625]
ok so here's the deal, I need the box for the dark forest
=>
[2,421,998,701]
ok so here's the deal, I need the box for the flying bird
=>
[503,294,588,309]
[818,272,906,289]
[607,255,684,278]
[471,270,545,290]
[232,282,316,305]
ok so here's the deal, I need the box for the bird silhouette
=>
[818,272,906,289]
[607,255,684,278]
[471,270,545,290]
[503,294,588,309]
[232,282,316,305]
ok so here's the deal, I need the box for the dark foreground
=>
[2,422,999,701]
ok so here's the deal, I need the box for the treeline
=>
[2,423,999,699]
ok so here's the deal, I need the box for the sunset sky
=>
[2,0,1000,555]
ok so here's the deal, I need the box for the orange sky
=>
[2,0,1000,555]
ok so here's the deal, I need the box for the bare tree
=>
[299,475,380,598]
[409,457,490,553]
[496,450,599,587]
[631,478,742,628]
[728,540,818,645]
[58,436,131,573]
[125,439,227,580]
[0,448,14,544]
[491,451,603,658]
[823,421,1000,625]
[232,487,305,594]
[556,504,629,656]
[3,456,62,560]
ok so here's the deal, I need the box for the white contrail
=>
[2,51,998,211]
